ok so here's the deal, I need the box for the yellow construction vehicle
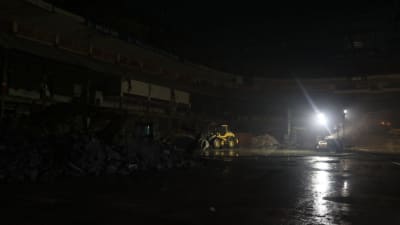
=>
[199,124,240,158]
[206,124,239,149]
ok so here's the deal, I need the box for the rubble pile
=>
[251,134,279,149]
[0,116,199,183]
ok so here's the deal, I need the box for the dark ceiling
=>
[48,1,400,78]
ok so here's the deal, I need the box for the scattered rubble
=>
[251,134,279,149]
[0,115,200,183]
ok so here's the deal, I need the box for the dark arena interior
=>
[1,1,400,224]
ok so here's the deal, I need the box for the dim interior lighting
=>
[381,121,391,126]
[316,113,328,126]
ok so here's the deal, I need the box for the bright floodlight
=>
[316,113,328,126]
[343,109,348,114]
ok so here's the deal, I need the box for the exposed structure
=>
[2,0,400,139]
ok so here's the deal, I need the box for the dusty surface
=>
[1,151,400,225]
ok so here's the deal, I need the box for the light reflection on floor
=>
[312,170,331,216]
[342,180,349,197]
[310,157,334,218]
[314,161,331,171]
[309,157,352,221]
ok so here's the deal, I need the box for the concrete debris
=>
[162,134,198,153]
[235,133,253,147]
[0,117,200,183]
[251,134,280,149]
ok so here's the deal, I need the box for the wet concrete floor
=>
[1,151,400,225]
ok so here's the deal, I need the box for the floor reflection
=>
[314,161,330,171]
[341,180,349,197]
[312,156,335,171]
[309,158,351,221]
[312,170,331,216]
[313,170,330,193]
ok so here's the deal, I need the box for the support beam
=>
[1,49,8,119]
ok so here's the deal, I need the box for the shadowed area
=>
[1,152,400,225]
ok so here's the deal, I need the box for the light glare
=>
[316,113,328,126]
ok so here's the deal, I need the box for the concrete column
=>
[12,21,18,33]
[119,76,124,111]
[1,49,8,120]
[55,33,60,47]
[84,78,91,131]
[287,108,292,138]
[147,84,152,113]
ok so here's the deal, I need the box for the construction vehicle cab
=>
[208,124,239,149]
